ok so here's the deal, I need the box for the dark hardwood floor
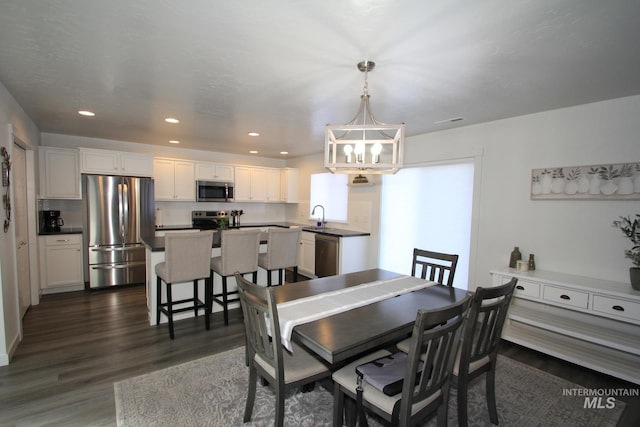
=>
[1,281,638,426]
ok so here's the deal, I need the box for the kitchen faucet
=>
[311,204,325,229]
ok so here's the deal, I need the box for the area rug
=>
[114,346,624,427]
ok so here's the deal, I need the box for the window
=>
[309,172,348,222]
[378,161,474,289]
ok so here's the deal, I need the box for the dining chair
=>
[411,248,459,287]
[258,227,301,286]
[210,229,261,325]
[155,230,214,339]
[394,248,461,352]
[235,272,331,427]
[332,295,472,427]
[455,277,518,427]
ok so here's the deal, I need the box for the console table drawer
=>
[514,279,540,299]
[542,285,589,309]
[593,296,640,322]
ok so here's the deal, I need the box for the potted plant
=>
[612,213,640,290]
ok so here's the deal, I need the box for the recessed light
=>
[78,110,95,117]
[165,117,180,124]
[169,140,180,144]
[249,150,258,154]
[248,132,260,137]
[280,151,289,155]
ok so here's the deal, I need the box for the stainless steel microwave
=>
[196,180,234,202]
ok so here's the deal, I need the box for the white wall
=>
[0,80,40,365]
[406,95,640,286]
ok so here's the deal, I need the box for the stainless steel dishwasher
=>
[315,233,339,277]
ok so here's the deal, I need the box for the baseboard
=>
[0,331,20,366]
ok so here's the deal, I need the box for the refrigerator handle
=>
[122,183,129,239]
[117,183,124,240]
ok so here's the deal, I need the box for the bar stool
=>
[258,228,301,286]
[210,229,261,325]
[155,230,214,339]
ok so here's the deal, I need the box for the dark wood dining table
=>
[273,268,470,364]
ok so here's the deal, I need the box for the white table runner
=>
[277,275,435,351]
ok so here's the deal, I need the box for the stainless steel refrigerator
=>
[83,175,154,289]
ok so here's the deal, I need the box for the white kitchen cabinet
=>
[491,268,640,384]
[80,148,153,177]
[39,234,84,293]
[38,147,81,199]
[234,166,268,201]
[195,163,234,182]
[265,169,281,202]
[297,231,316,276]
[153,158,196,201]
[280,168,299,203]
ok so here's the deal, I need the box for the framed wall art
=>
[531,162,640,200]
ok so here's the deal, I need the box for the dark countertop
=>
[155,222,370,237]
[146,222,370,252]
[38,227,84,236]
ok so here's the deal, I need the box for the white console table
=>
[491,268,640,384]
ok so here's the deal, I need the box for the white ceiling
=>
[1,0,640,159]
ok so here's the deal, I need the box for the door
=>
[13,144,30,317]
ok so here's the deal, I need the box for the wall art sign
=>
[531,162,640,200]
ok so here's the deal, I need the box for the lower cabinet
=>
[39,234,84,293]
[297,231,316,276]
[491,268,640,384]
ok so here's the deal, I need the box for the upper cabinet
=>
[265,169,281,202]
[195,163,234,182]
[280,168,299,203]
[235,166,298,203]
[80,148,153,177]
[153,158,196,201]
[38,147,81,199]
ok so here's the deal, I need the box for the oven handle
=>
[91,261,146,270]
[90,245,143,252]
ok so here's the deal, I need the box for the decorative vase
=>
[600,180,618,195]
[631,268,640,291]
[564,180,578,195]
[576,175,590,193]
[540,174,552,194]
[551,177,565,194]
[531,181,542,195]
[509,246,522,268]
[616,177,634,195]
[528,254,536,271]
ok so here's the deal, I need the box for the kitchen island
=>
[142,224,371,326]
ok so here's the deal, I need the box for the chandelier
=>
[325,60,405,174]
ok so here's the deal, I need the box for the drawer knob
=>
[612,305,625,312]
[516,285,524,290]
[560,294,571,300]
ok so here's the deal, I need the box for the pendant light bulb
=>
[371,142,382,163]
[344,144,353,163]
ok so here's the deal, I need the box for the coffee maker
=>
[40,210,64,232]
